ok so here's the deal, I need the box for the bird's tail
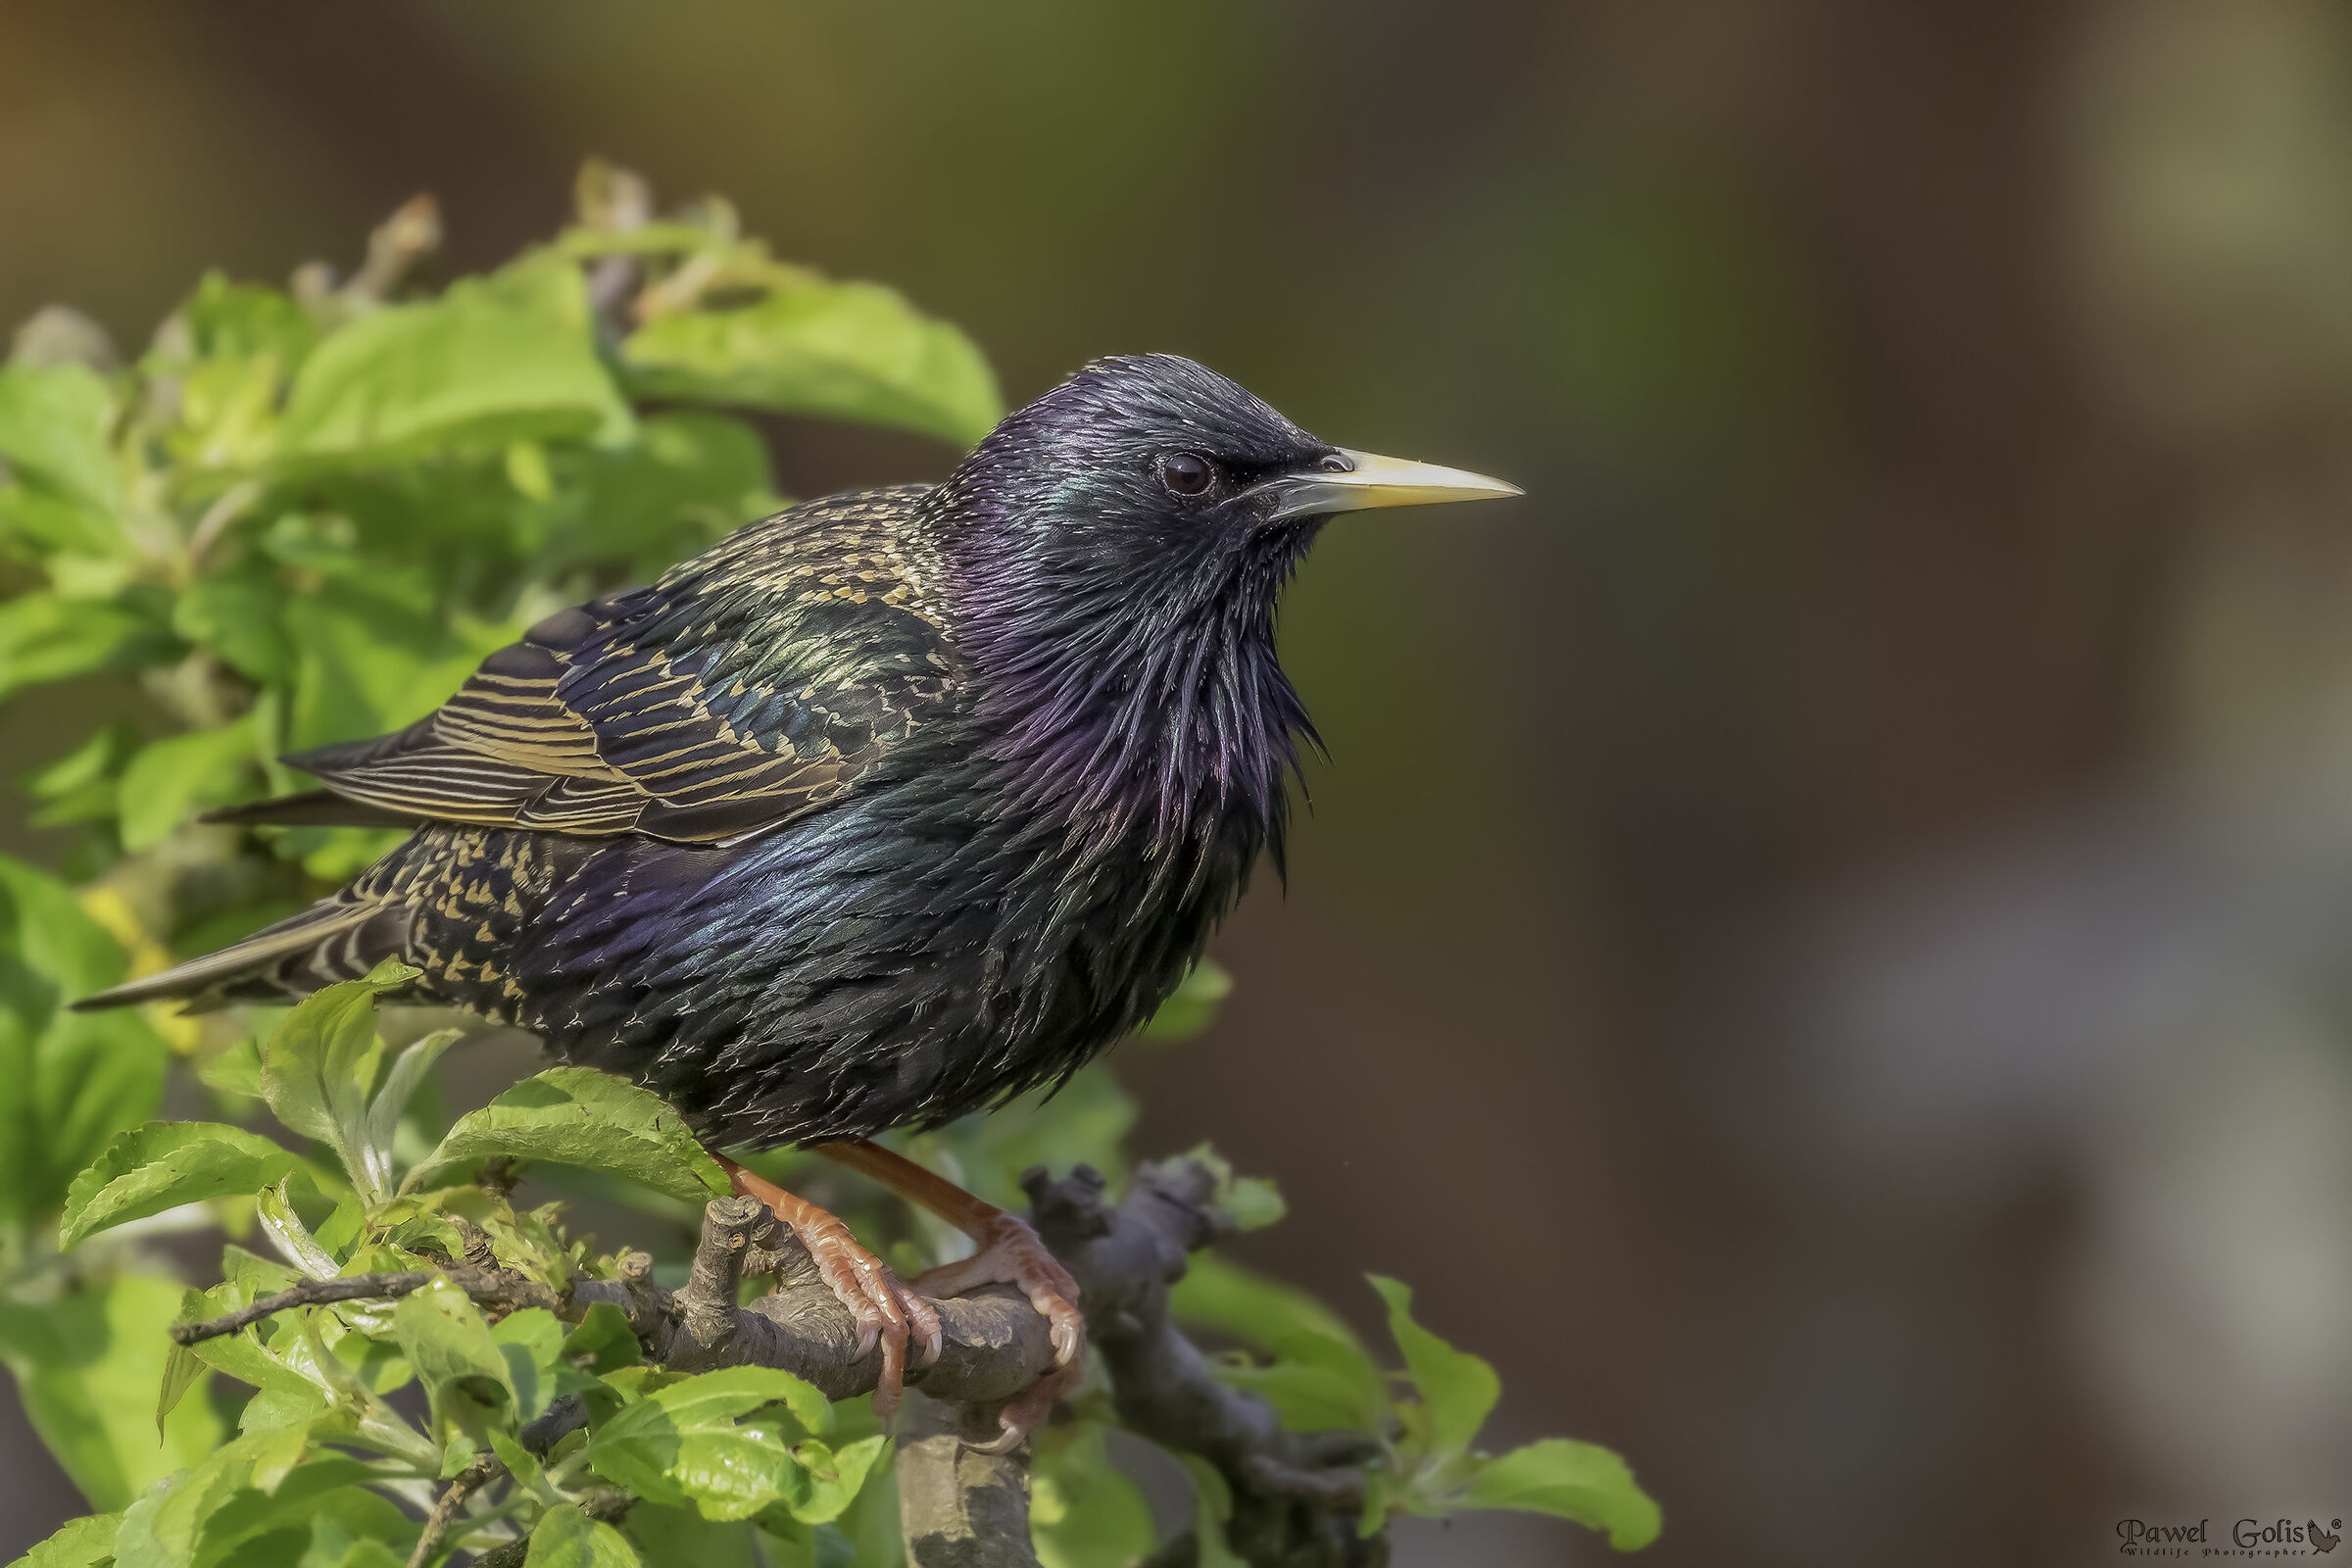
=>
[72,897,416,1013]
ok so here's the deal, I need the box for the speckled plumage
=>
[91,356,1354,1149]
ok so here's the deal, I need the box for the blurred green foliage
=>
[0,170,1654,1565]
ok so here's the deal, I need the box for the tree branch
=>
[176,1161,1378,1568]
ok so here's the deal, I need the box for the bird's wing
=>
[275,489,959,845]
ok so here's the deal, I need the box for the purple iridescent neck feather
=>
[920,363,1324,862]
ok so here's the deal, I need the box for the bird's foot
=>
[910,1208,1085,1451]
[720,1157,942,1418]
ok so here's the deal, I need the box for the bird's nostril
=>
[1317,452,1353,473]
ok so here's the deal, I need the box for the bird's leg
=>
[714,1154,942,1418]
[810,1136,1085,1452]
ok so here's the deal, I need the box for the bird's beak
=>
[1262,448,1523,522]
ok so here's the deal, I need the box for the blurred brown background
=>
[9,2,2352,1563]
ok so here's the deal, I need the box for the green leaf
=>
[620,278,1001,447]
[0,1271,227,1512]
[260,961,413,1190]
[196,1039,264,1100]
[359,1027,459,1182]
[0,856,169,1228]
[1460,1438,1662,1550]
[110,1427,409,1568]
[60,1120,301,1248]
[156,1291,209,1436]
[172,571,295,686]
[0,363,121,512]
[9,1510,121,1568]
[543,411,777,576]
[279,577,459,752]
[1176,1454,1248,1568]
[584,1364,825,1521]
[116,718,261,853]
[177,272,318,369]
[278,255,631,467]
[1170,1143,1285,1232]
[490,1307,565,1424]
[778,1434,887,1525]
[1369,1276,1499,1457]
[524,1503,644,1568]
[1140,958,1233,1040]
[617,1502,759,1568]
[255,1183,339,1281]
[0,593,173,701]
[560,1300,642,1374]
[1031,1422,1153,1568]
[407,1067,729,1204]
[0,486,122,561]
[1210,1333,1387,1433]
[390,1277,511,1441]
[297,1522,408,1568]
[1169,1252,1364,1356]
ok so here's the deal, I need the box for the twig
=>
[171,1272,432,1344]
[407,1450,501,1568]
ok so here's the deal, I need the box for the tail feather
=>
[72,901,414,1012]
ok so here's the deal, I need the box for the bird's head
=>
[927,353,1517,844]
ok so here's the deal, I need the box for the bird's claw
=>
[910,1207,1085,1448]
[770,1200,942,1419]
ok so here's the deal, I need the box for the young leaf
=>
[1031,1422,1154,1568]
[491,1307,566,1424]
[561,1300,643,1374]
[359,1026,461,1182]
[619,276,1002,447]
[1461,1437,1663,1551]
[405,1066,729,1204]
[8,1509,122,1568]
[778,1434,888,1526]
[58,1120,301,1248]
[0,363,121,513]
[584,1364,826,1521]
[1170,1252,1364,1356]
[171,570,297,686]
[1170,1143,1286,1232]
[524,1502,645,1568]
[278,255,632,467]
[1368,1275,1500,1456]
[1175,1453,1248,1568]
[0,856,168,1229]
[115,719,262,852]
[619,1501,761,1568]
[0,1271,226,1511]
[0,593,173,702]
[390,1277,512,1439]
[195,1037,265,1100]
[256,1182,340,1280]
[1210,1333,1387,1433]
[261,961,414,1194]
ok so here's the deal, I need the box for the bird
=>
[76,353,1519,1442]
[2314,1521,2341,1554]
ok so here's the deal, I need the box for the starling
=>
[77,354,1518,1437]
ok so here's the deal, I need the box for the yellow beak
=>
[1263,448,1523,521]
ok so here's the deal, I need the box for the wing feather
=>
[259,488,956,844]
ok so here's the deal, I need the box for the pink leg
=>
[717,1154,943,1419]
[812,1137,1085,1451]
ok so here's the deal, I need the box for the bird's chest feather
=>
[510,743,1267,1146]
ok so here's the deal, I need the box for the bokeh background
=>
[7,2,2352,1563]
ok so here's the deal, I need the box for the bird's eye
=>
[1157,452,1216,498]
